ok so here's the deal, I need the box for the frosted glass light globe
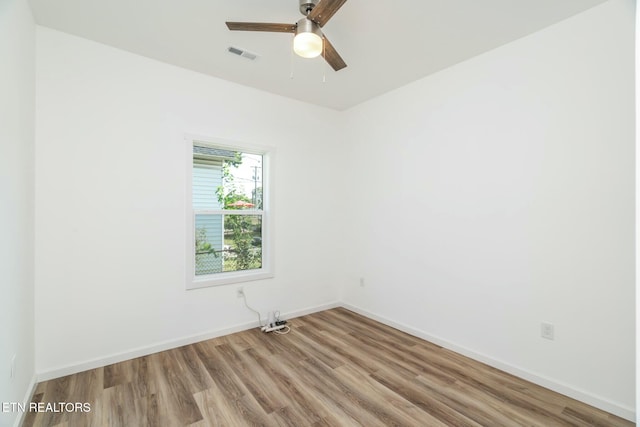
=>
[294,32,323,58]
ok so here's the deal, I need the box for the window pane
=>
[190,142,269,286]
[195,214,224,275]
[223,214,262,272]
[192,160,223,210]
[220,153,263,211]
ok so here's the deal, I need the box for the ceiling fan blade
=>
[226,22,296,33]
[322,36,347,71]
[308,0,347,27]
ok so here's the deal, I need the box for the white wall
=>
[636,2,640,423]
[343,0,635,419]
[0,0,36,426]
[34,27,346,376]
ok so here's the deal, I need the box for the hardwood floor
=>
[22,308,633,427]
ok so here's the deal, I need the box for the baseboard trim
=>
[36,301,340,383]
[13,374,37,427]
[341,302,635,422]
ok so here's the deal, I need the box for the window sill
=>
[187,269,273,289]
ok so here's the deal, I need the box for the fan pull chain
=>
[290,35,295,79]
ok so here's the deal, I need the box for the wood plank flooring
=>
[22,308,633,426]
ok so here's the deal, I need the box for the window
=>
[186,137,272,289]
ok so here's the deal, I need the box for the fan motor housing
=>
[299,0,319,16]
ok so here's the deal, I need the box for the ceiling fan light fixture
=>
[225,0,347,71]
[293,18,323,58]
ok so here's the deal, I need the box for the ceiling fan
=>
[226,0,348,71]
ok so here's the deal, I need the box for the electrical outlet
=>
[237,288,244,298]
[359,277,365,287]
[541,322,554,340]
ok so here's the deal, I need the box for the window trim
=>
[185,134,274,289]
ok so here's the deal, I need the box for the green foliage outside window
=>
[216,155,263,272]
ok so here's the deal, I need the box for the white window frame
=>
[185,134,274,289]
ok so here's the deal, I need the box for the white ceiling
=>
[28,0,608,110]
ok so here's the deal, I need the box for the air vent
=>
[228,46,258,61]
